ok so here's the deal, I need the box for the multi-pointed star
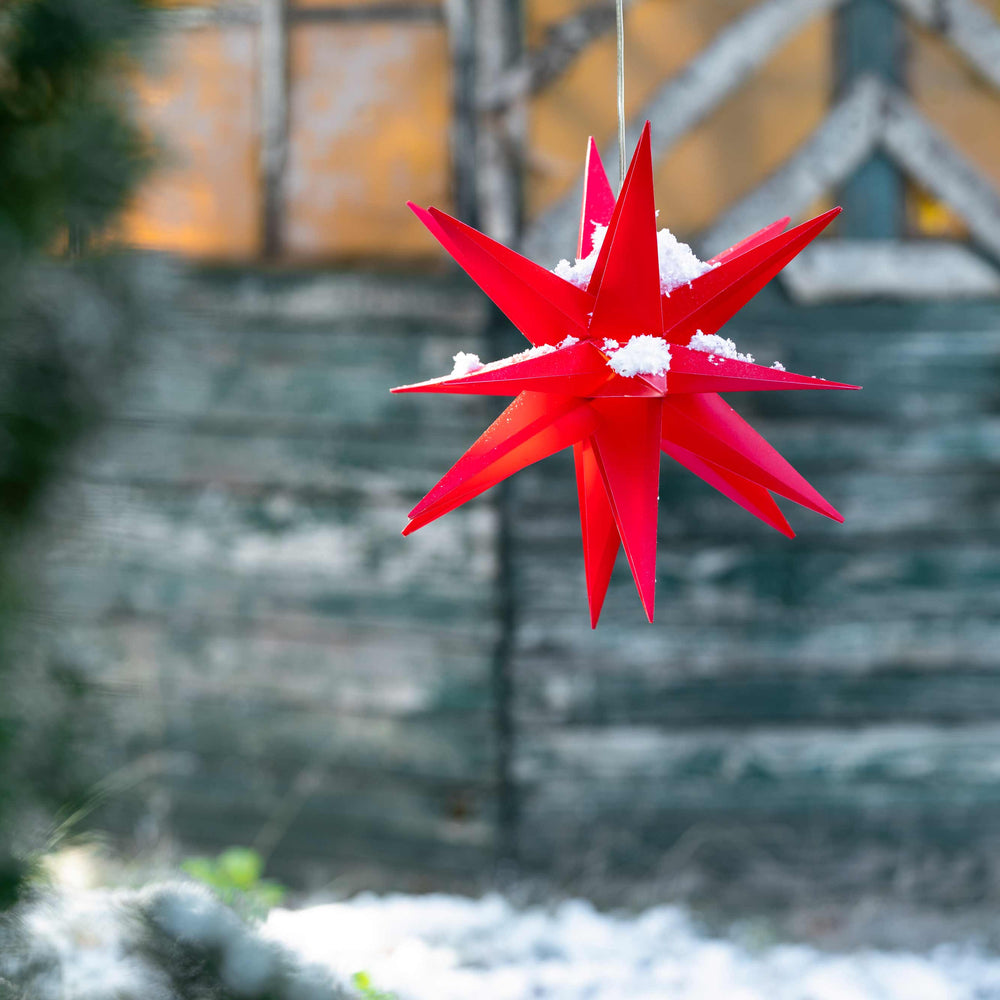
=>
[393,122,859,626]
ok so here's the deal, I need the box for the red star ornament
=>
[393,122,860,627]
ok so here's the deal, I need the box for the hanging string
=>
[615,0,626,191]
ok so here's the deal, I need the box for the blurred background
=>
[3,0,1000,950]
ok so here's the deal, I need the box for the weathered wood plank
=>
[514,613,1000,673]
[74,421,510,491]
[515,724,1000,878]
[66,621,494,717]
[515,669,1000,727]
[73,417,1000,492]
[514,544,1000,622]
[517,723,1000,790]
[118,314,490,423]
[179,269,487,328]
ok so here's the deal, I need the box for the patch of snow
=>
[553,223,714,295]
[657,228,714,293]
[601,338,620,353]
[264,892,1000,1000]
[10,887,1000,1000]
[553,224,608,290]
[504,343,556,364]
[772,361,786,371]
[450,352,482,377]
[606,335,672,378]
[450,341,571,380]
[688,330,755,364]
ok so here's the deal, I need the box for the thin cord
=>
[615,0,626,191]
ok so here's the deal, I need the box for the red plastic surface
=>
[578,138,617,259]
[397,124,859,625]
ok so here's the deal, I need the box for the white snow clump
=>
[656,227,714,293]
[605,335,672,378]
[553,224,608,289]
[449,337,579,379]
[688,330,755,364]
[553,222,713,294]
[450,352,483,377]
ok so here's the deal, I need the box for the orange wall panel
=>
[283,22,452,260]
[125,26,260,258]
[910,24,1000,229]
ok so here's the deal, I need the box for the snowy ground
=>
[8,886,1000,999]
[265,892,1000,1000]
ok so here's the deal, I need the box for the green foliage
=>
[352,971,397,1000]
[0,0,160,912]
[0,0,155,255]
[182,848,288,918]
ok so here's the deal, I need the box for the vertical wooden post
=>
[473,0,526,246]
[260,0,289,259]
[443,0,527,868]
[835,0,906,237]
[443,0,479,227]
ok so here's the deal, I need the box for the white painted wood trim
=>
[700,77,883,256]
[882,88,1000,262]
[781,239,1000,302]
[894,0,1000,92]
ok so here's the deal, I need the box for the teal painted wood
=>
[510,289,1000,904]
[39,268,1000,904]
[44,268,503,884]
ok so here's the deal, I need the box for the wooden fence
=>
[36,261,999,905]
[33,0,1000,905]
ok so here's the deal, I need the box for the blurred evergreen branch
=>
[0,0,155,256]
[0,0,162,901]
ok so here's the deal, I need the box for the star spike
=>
[392,340,614,398]
[590,397,663,623]
[661,438,794,538]
[574,438,621,628]
[579,137,617,258]
[661,208,841,344]
[405,392,598,532]
[665,345,861,395]
[586,121,654,297]
[661,393,843,521]
[588,122,662,341]
[708,216,790,265]
[408,203,593,346]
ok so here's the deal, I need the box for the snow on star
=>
[393,122,859,627]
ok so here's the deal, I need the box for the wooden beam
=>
[882,87,1000,261]
[524,0,844,263]
[781,239,1000,302]
[443,0,479,225]
[259,0,289,259]
[158,4,258,29]
[701,77,882,256]
[894,0,1000,92]
[704,77,1000,265]
[477,0,639,112]
[474,0,526,246]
